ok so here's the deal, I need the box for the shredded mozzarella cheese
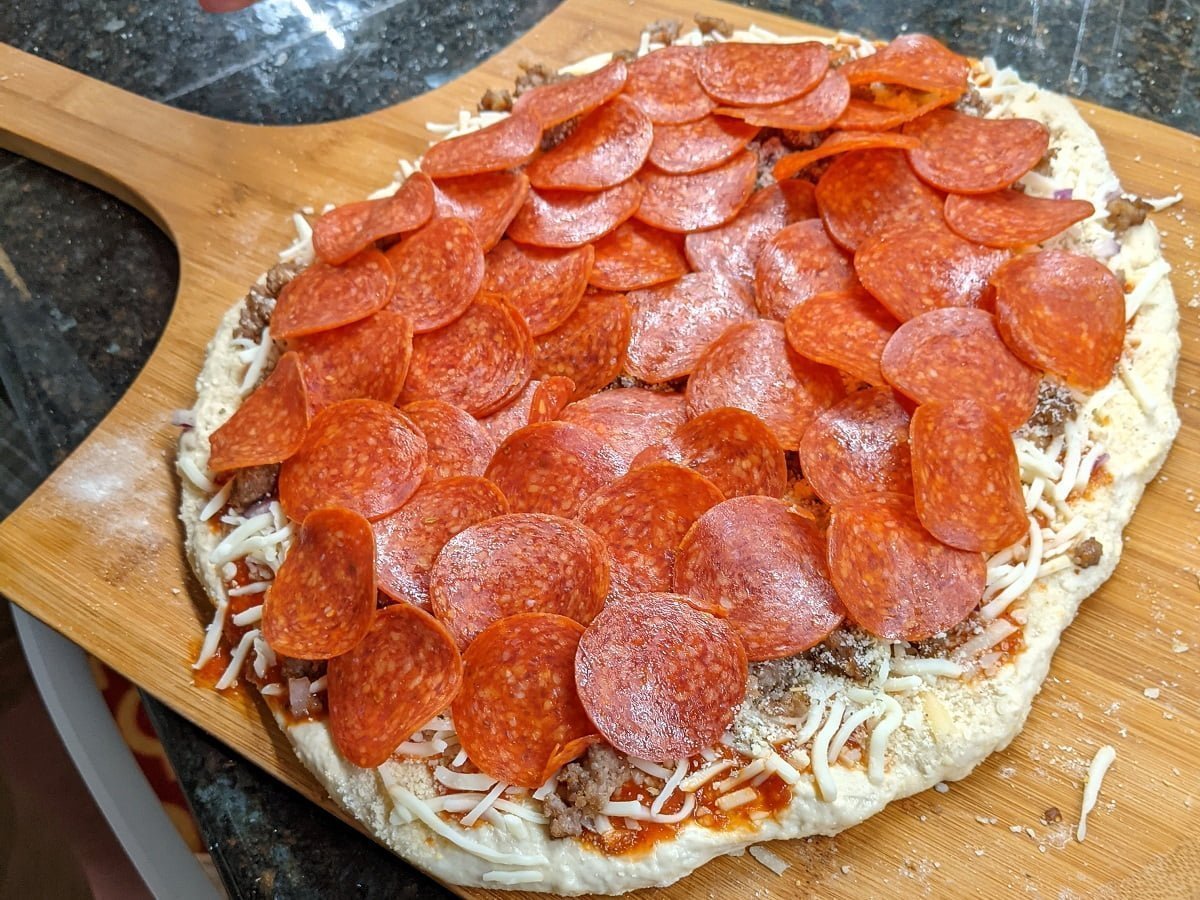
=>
[462,781,507,828]
[810,699,845,801]
[214,628,258,690]
[651,759,689,816]
[1077,745,1117,841]
[748,845,790,876]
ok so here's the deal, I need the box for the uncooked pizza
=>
[176,16,1181,895]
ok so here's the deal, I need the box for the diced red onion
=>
[1096,237,1121,261]
[243,497,274,519]
[288,677,311,717]
[1053,188,1074,200]
[171,409,197,429]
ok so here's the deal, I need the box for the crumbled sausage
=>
[540,117,579,152]
[263,261,299,298]
[513,61,567,97]
[750,134,789,188]
[1070,537,1103,569]
[234,289,275,342]
[228,463,280,511]
[279,656,326,680]
[1105,196,1153,232]
[645,18,681,45]
[955,83,990,117]
[804,627,877,681]
[1031,145,1059,177]
[694,13,733,37]
[612,48,637,63]
[1019,380,1078,448]
[542,744,630,838]
[478,87,514,113]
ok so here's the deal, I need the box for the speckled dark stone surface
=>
[1,1,1197,897]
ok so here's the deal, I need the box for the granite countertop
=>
[1,1,1197,896]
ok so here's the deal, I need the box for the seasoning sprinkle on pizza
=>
[176,17,1181,895]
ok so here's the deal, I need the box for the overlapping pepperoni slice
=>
[575,593,747,759]
[646,115,760,174]
[838,33,969,96]
[476,375,575,444]
[419,112,542,179]
[674,496,845,660]
[697,41,829,106]
[687,320,844,448]
[533,290,631,400]
[635,149,757,233]
[834,88,957,132]
[453,614,598,787]
[481,240,593,336]
[526,96,652,191]
[288,310,412,414]
[208,352,309,473]
[943,190,1095,248]
[507,180,644,248]
[589,220,688,291]
[272,249,394,340]
[992,249,1125,391]
[373,476,509,609]
[631,407,787,499]
[624,273,756,384]
[784,288,899,385]
[755,219,858,321]
[911,399,1027,552]
[797,387,913,505]
[815,149,945,251]
[578,462,724,600]
[385,217,484,333]
[399,293,533,416]
[430,512,610,648]
[714,70,850,131]
[854,222,1009,321]
[774,131,920,182]
[560,387,687,469]
[399,400,495,480]
[827,491,985,641]
[263,507,375,658]
[431,171,529,253]
[312,173,435,265]
[278,399,427,521]
[623,45,715,124]
[512,58,627,128]
[880,307,1041,429]
[327,603,462,768]
[904,109,1049,194]
[485,421,624,517]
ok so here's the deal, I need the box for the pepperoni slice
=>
[624,46,715,124]
[431,171,529,253]
[774,131,921,181]
[526,96,652,191]
[279,399,427,521]
[208,352,309,473]
[755,219,858,321]
[647,115,760,175]
[399,400,495,480]
[327,603,463,768]
[485,421,624,517]
[697,41,829,106]
[507,180,644,248]
[880,307,1041,430]
[575,593,747,759]
[578,462,724,600]
[827,491,985,641]
[289,310,412,414]
[384,217,484,333]
[992,249,1125,391]
[910,400,1026,552]
[399,293,533,416]
[714,70,849,130]
[373,476,508,609]
[262,507,375,658]
[476,375,575,444]
[815,149,945,251]
[631,407,787,500]
[533,291,631,400]
[854,223,1009,321]
[272,249,394,340]
[834,88,958,132]
[687,320,844,448]
[784,288,899,385]
[430,513,610,648]
[685,180,818,290]
[943,191,1096,249]
[481,240,593,336]
[589,220,688,291]
[838,34,969,96]
[560,388,687,469]
[313,173,435,265]
[635,149,757,233]
[453,613,598,787]
[674,496,844,660]
[512,58,628,128]
[797,387,913,505]
[419,112,541,179]
[904,109,1050,194]
[625,273,757,384]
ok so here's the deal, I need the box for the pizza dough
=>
[177,22,1182,896]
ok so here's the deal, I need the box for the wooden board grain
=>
[1,0,1198,896]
